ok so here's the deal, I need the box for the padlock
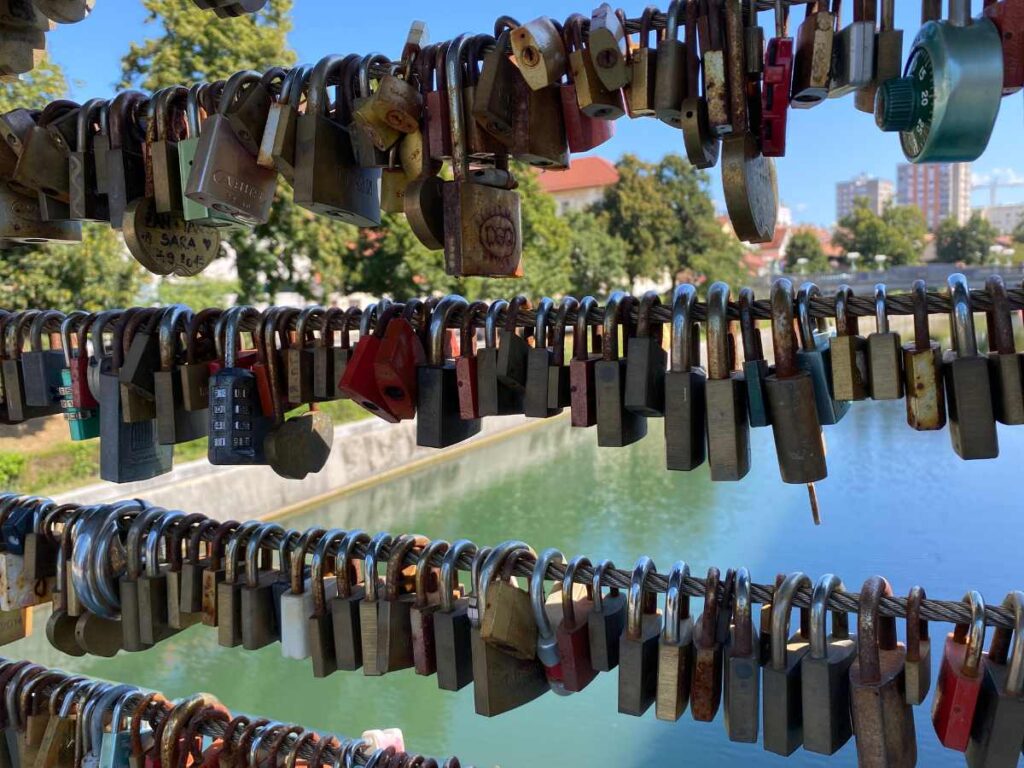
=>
[374,299,427,421]
[564,13,625,120]
[442,35,523,278]
[58,313,99,441]
[215,520,262,648]
[664,284,705,469]
[473,25,521,149]
[849,576,916,768]
[626,6,659,119]
[177,83,239,228]
[374,533,424,674]
[461,35,507,160]
[417,295,481,449]
[511,16,567,91]
[20,309,65,411]
[531,548,570,695]
[656,561,694,722]
[331,529,370,672]
[185,70,277,226]
[983,0,1024,93]
[68,98,108,222]
[985,275,1024,425]
[904,586,932,706]
[569,296,603,429]
[105,91,148,229]
[618,556,661,717]
[691,567,725,722]
[285,306,322,407]
[801,573,855,755]
[762,572,812,755]
[738,288,771,428]
[0,180,80,244]
[623,290,666,417]
[555,555,597,692]
[257,63,308,179]
[762,0,794,156]
[705,281,751,481]
[350,54,398,167]
[561,34,617,151]
[411,537,448,677]
[338,302,403,422]
[588,4,630,91]
[523,297,559,419]
[865,283,904,400]
[903,279,946,431]
[179,307,220,413]
[830,284,869,402]
[795,282,849,426]
[855,0,903,112]
[966,590,1024,768]
[791,1,836,106]
[724,567,759,743]
[472,542,548,717]
[225,66,284,156]
[11,100,77,203]
[933,590,987,751]
[313,307,357,402]
[597,292,647,447]
[829,0,876,97]
[764,278,827,484]
[944,273,998,459]
[154,305,207,445]
[434,539,477,691]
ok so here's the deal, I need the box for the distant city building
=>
[977,203,1024,235]
[535,157,620,214]
[836,174,893,220]
[897,162,972,230]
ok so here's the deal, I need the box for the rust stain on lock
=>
[704,52,730,132]
[0,554,52,610]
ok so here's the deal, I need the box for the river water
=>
[8,402,1024,767]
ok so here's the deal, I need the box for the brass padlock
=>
[511,16,567,91]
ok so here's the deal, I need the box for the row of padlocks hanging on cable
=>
[2,1,1021,277]
[0,273,1018,489]
[0,494,1022,767]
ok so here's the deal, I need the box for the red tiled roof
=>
[536,156,620,193]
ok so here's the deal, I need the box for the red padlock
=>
[556,555,598,692]
[251,308,294,421]
[559,18,615,154]
[761,3,794,158]
[338,302,401,422]
[983,0,1024,94]
[373,300,427,421]
[569,296,602,427]
[70,312,103,409]
[456,301,487,419]
[932,590,988,751]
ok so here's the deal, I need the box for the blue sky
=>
[47,1,1024,226]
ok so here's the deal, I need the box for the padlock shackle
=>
[905,586,929,662]
[561,555,593,627]
[625,556,656,640]
[670,283,698,372]
[74,98,107,155]
[834,285,859,337]
[731,567,753,656]
[428,295,468,366]
[573,296,598,361]
[60,311,89,368]
[602,291,628,362]
[445,33,472,181]
[439,539,475,614]
[736,288,764,362]
[476,540,532,630]
[243,522,283,588]
[706,281,733,380]
[662,560,691,645]
[873,283,890,334]
[985,275,1016,355]
[504,295,531,334]
[533,297,554,349]
[770,571,812,669]
[551,296,578,361]
[458,302,486,358]
[286,526,324,596]
[223,520,263,586]
[948,273,978,358]
[125,506,167,581]
[144,509,183,579]
[485,299,508,351]
[412,538,448,609]
[335,529,369,601]
[385,533,425,602]
[856,575,896,683]
[295,306,325,347]
[590,559,618,614]
[158,304,192,373]
[796,282,827,350]
[28,308,64,352]
[185,308,220,366]
[636,290,663,342]
[809,573,849,659]
[309,528,341,614]
[952,590,987,676]
[530,547,564,644]
[358,53,390,99]
[362,531,393,603]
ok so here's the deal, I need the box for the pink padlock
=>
[361,728,405,754]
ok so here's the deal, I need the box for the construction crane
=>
[973,176,1024,207]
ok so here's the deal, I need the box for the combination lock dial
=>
[875,5,1004,163]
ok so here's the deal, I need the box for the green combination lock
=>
[875,0,1003,162]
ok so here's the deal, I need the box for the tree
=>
[565,210,628,297]
[786,229,829,273]
[597,153,744,288]
[0,226,142,311]
[936,214,999,265]
[119,0,360,304]
[1,54,145,310]
[833,198,927,266]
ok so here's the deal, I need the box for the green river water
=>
[7,402,1024,767]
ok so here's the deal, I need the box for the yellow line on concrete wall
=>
[258,414,564,523]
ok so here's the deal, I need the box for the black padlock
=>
[495,295,532,392]
[546,297,577,412]
[106,90,148,229]
[524,297,558,418]
[477,299,524,416]
[208,306,272,466]
[417,295,482,448]
[624,290,667,416]
[664,284,706,470]
[596,292,647,447]
[120,305,170,402]
[21,309,67,410]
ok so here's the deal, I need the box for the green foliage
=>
[935,214,999,265]
[1013,218,1024,245]
[0,52,67,113]
[157,277,238,309]
[120,0,294,91]
[565,210,629,297]
[786,229,829,273]
[0,224,143,311]
[0,453,25,489]
[596,153,744,288]
[833,198,928,267]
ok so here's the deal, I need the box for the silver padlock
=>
[829,0,877,97]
